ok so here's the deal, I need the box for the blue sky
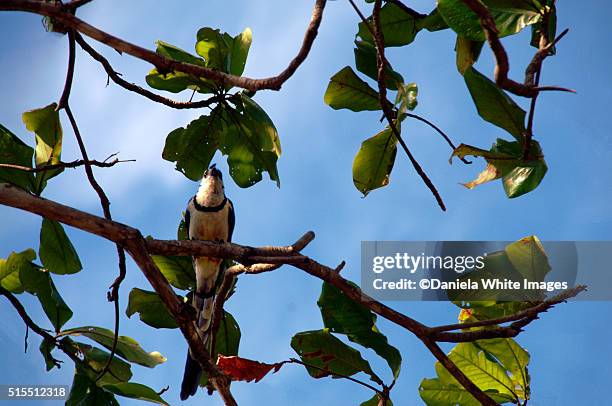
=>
[1,0,611,405]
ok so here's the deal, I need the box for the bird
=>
[180,164,235,401]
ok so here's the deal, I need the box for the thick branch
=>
[0,183,235,402]
[0,183,583,403]
[0,0,327,92]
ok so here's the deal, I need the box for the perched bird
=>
[180,164,235,401]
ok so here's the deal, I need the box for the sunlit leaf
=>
[353,124,398,196]
[62,326,166,368]
[419,378,515,405]
[451,139,547,198]
[0,249,35,293]
[22,104,63,194]
[504,236,550,282]
[455,36,484,74]
[475,338,530,398]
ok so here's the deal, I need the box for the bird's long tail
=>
[180,260,219,400]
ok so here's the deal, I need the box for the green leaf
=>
[437,0,542,41]
[358,2,420,47]
[318,282,402,379]
[164,96,281,188]
[324,66,381,112]
[102,383,168,405]
[437,343,517,399]
[354,41,404,90]
[20,263,73,331]
[177,216,188,241]
[199,310,242,388]
[229,27,253,76]
[39,218,82,275]
[62,326,166,368]
[417,9,449,32]
[451,139,547,198]
[0,249,35,293]
[22,104,64,194]
[73,342,133,386]
[502,161,548,198]
[39,338,58,371]
[395,83,418,113]
[162,113,221,181]
[361,394,393,406]
[504,236,550,282]
[475,338,530,399]
[455,36,484,74]
[126,288,179,329]
[145,41,214,94]
[531,1,556,54]
[291,329,382,384]
[214,311,241,357]
[0,124,35,191]
[222,94,282,187]
[419,378,515,405]
[67,370,119,406]
[151,255,195,290]
[353,125,398,196]
[196,27,232,72]
[463,67,526,140]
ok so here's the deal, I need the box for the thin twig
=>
[430,285,586,334]
[288,358,384,395]
[1,0,328,92]
[370,0,446,211]
[65,0,94,10]
[63,98,127,383]
[1,286,77,366]
[74,33,222,109]
[0,158,133,173]
[57,30,75,110]
[386,0,426,19]
[405,113,471,164]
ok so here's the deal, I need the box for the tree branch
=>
[0,183,583,404]
[74,33,222,109]
[370,0,446,211]
[430,285,586,335]
[0,157,133,173]
[460,0,572,98]
[0,0,327,92]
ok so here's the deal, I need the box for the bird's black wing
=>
[227,198,235,243]
[184,197,192,240]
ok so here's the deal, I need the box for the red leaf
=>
[217,355,285,383]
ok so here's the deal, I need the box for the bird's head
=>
[195,164,225,206]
